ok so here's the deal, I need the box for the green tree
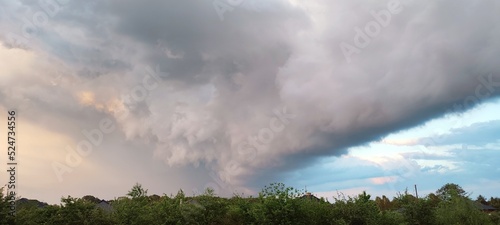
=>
[16,204,64,225]
[8,182,500,224]
[226,195,258,225]
[436,183,467,201]
[296,195,335,225]
[490,197,500,209]
[195,188,230,224]
[393,193,436,225]
[82,195,101,204]
[41,196,116,225]
[0,187,15,225]
[127,183,148,199]
[434,191,492,225]
[113,184,155,225]
[375,195,392,211]
[253,183,305,225]
[331,191,381,225]
[489,212,500,225]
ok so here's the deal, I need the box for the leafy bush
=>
[331,191,382,225]
[434,192,492,225]
[5,182,500,225]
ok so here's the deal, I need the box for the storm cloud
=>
[1,0,500,196]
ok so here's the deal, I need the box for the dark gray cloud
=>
[1,0,500,195]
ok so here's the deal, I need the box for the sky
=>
[0,0,499,204]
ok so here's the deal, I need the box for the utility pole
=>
[414,184,419,199]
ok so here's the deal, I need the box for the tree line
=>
[1,182,499,225]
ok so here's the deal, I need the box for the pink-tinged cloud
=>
[381,139,419,146]
[369,176,397,185]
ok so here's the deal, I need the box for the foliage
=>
[3,182,500,225]
[393,192,436,225]
[435,183,467,200]
[434,191,492,225]
[127,182,148,199]
[0,187,15,225]
[82,195,101,204]
[489,212,500,225]
[491,197,500,209]
[331,191,382,225]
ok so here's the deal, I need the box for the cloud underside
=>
[1,0,500,192]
